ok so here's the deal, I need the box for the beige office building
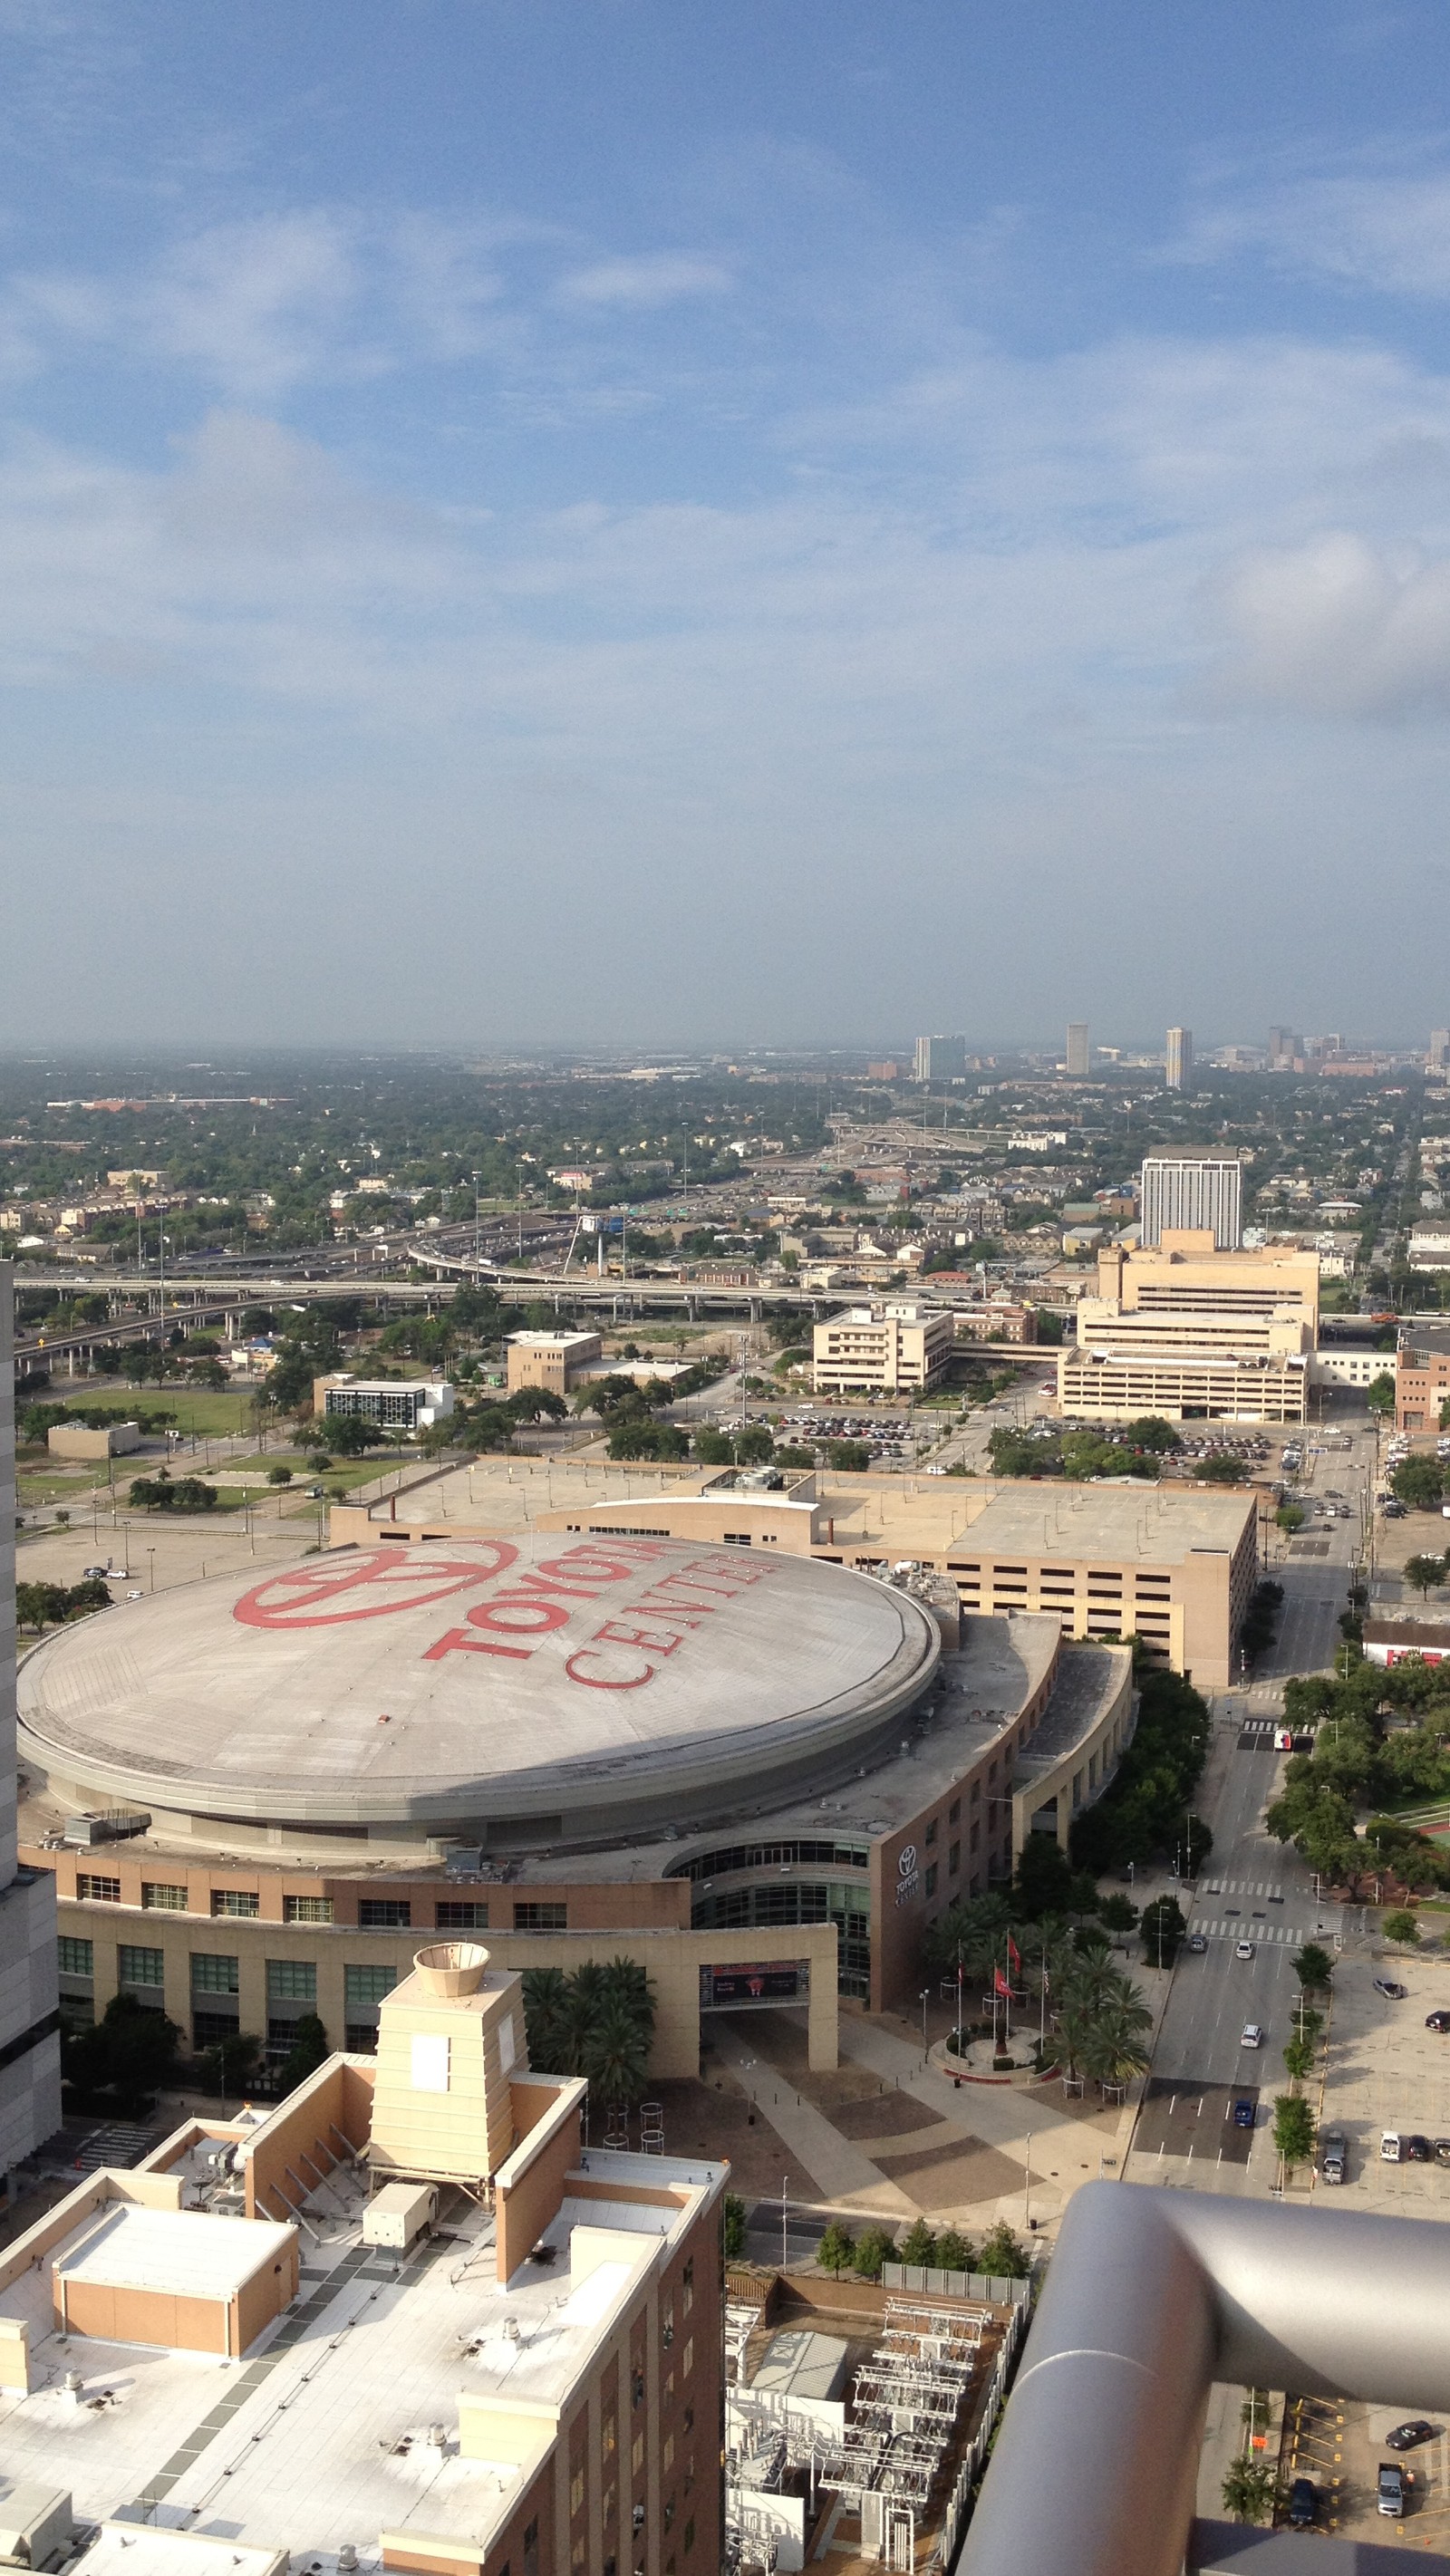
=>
[1060,1231,1319,1423]
[813,1302,955,1394]
[1093,1233,1320,1331]
[505,1329,604,1395]
[1165,1027,1193,1092]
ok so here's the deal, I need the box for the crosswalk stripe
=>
[1192,1921,1303,1945]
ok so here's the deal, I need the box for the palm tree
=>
[521,1967,575,2074]
[924,1892,1015,1983]
[1077,2005,1151,2097]
[582,1996,652,2111]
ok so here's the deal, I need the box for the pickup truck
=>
[1378,2462,1407,2518]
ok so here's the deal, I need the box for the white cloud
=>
[1171,157,1450,299]
[556,254,732,308]
[1204,532,1450,716]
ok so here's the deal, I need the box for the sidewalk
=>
[706,2019,915,2216]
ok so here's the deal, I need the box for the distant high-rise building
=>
[914,1035,964,1083]
[1268,1026,1302,1070]
[1429,1031,1450,1073]
[0,1265,62,2168]
[1140,1155,1243,1250]
[1066,1021,1090,1079]
[1165,1027,1194,1092]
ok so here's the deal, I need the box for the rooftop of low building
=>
[0,2127,721,2563]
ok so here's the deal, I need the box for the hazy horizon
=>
[5,5,1450,1047]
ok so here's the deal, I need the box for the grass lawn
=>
[223,1452,389,1493]
[17,1470,107,1504]
[29,1382,264,1440]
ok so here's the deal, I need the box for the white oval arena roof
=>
[18,1534,940,1834]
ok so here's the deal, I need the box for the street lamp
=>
[146,1547,156,1596]
[920,1988,930,2050]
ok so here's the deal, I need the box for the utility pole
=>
[472,1172,481,1285]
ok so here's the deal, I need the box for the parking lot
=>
[1318,1942,1450,2207]
[1281,2395,1450,2546]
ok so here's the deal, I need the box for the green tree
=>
[773,1444,816,1470]
[852,2224,899,2281]
[202,2031,264,2097]
[1281,2035,1314,2086]
[607,1419,688,1461]
[1393,1455,1445,1510]
[1194,1453,1247,1483]
[826,1440,872,1471]
[733,1423,775,1465]
[324,1413,387,1458]
[1097,1894,1139,1934]
[1275,1502,1306,1533]
[1013,1835,1076,1919]
[977,2220,1031,2280]
[520,1967,575,2072]
[1272,2093,1317,2173]
[508,1385,568,1423]
[933,2226,974,2272]
[691,1428,734,1465]
[278,2012,330,2091]
[722,2194,747,2262]
[817,2221,856,2278]
[1221,2459,1278,2524]
[266,1464,294,1486]
[899,2217,939,2268]
[1383,1907,1421,1944]
[580,1995,652,2108]
[1294,1943,1335,1992]
[63,1993,181,2114]
[1366,1372,1397,1418]
[1078,2003,1151,2094]
[1406,1554,1447,1601]
[1138,1895,1187,1966]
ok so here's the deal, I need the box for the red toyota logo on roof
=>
[233,1543,519,1630]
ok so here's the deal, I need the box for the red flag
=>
[1007,1934,1021,1973]
[993,1965,1011,1999]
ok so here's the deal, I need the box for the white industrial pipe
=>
[961,2181,1450,2576]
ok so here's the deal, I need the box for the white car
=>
[1240,2023,1265,2050]
[1236,1938,1256,1960]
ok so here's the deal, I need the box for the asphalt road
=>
[1129,1695,1345,2186]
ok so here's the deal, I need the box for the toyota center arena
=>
[18,1533,942,1852]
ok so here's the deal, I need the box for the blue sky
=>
[4,2,1450,1047]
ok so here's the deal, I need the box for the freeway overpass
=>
[7,1266,840,1373]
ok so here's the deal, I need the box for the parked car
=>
[1382,2132,1403,2163]
[1240,2024,1265,2050]
[1436,2140,1450,2168]
[1186,1934,1207,1953]
[1232,2098,1256,2130]
[1378,2462,1407,2517]
[1426,2011,1450,2032]
[1236,1940,1255,1961]
[1405,2134,1433,2162]
[1320,2129,1347,2184]
[1287,2478,1317,2530]
[1375,1978,1408,2000]
[1386,2421,1436,2451]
